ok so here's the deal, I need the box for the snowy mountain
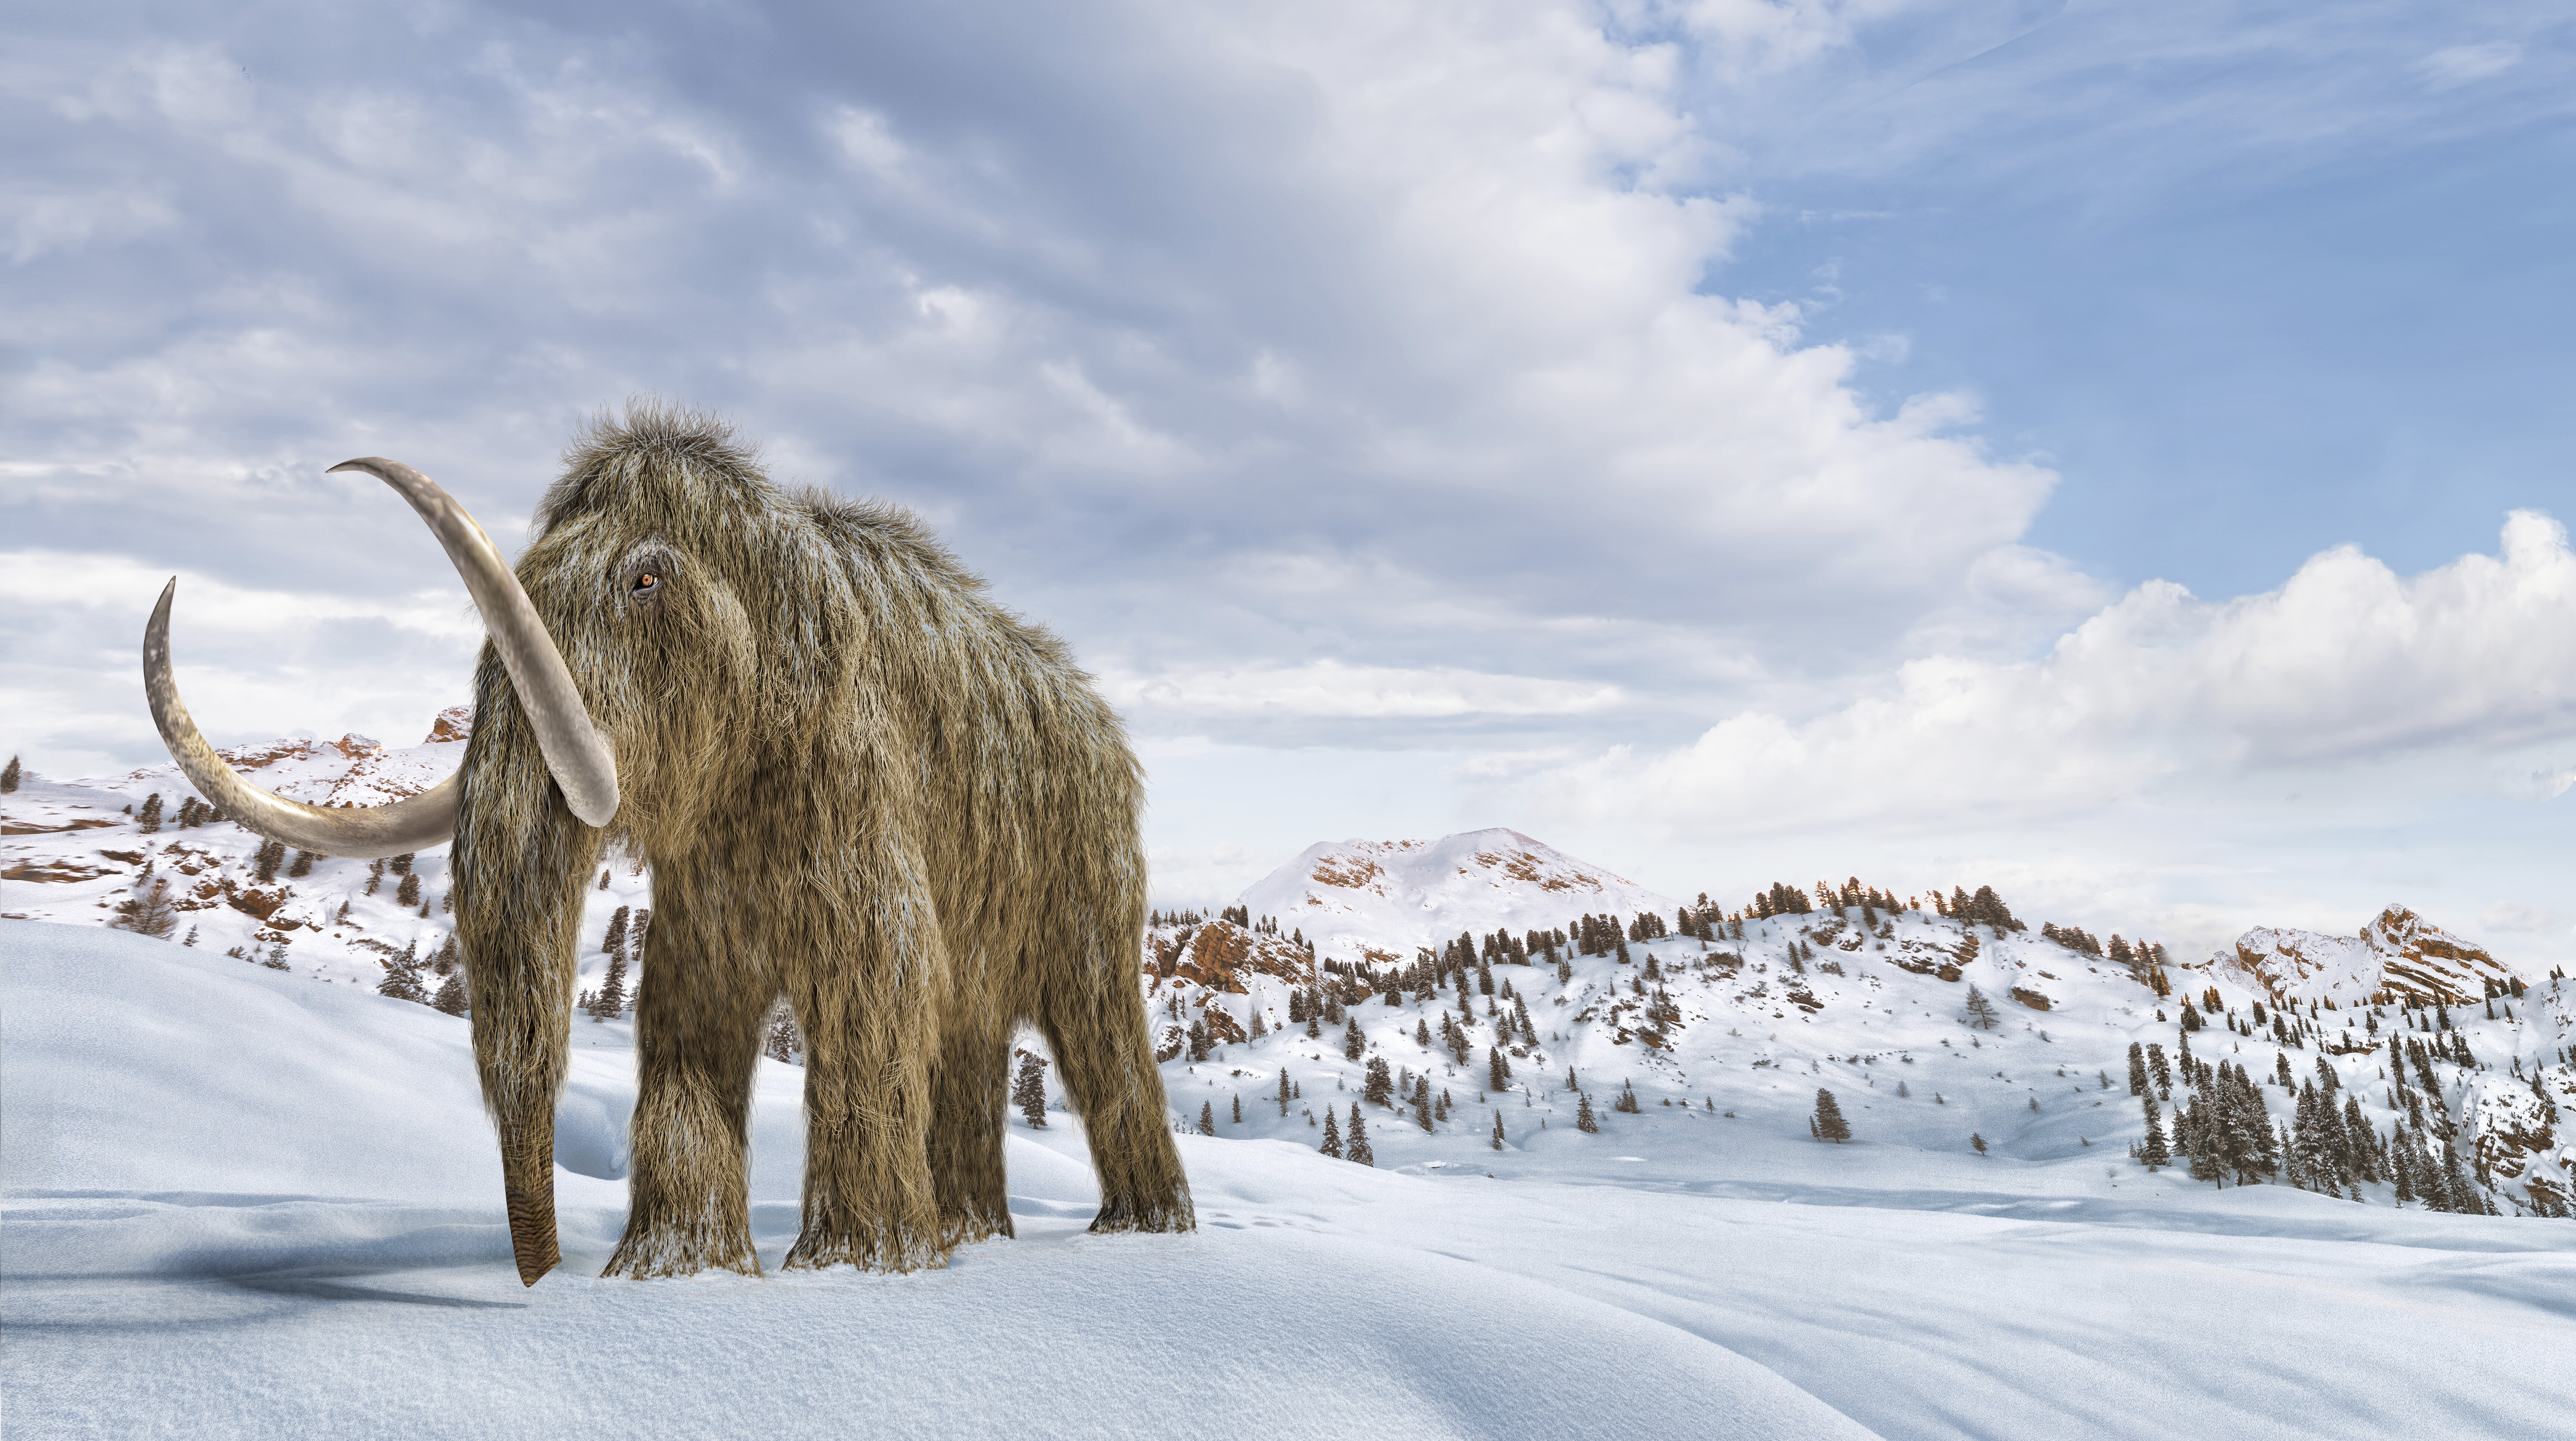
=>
[1233,828,1679,964]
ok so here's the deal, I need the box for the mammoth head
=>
[143,457,621,857]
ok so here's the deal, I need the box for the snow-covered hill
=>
[8,735,2568,1218]
[8,920,2573,1440]
[1159,840,2566,1222]
[0,707,643,1003]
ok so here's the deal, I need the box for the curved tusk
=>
[327,457,618,827]
[144,578,459,858]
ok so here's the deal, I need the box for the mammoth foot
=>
[783,1218,953,1275]
[939,1204,1016,1250]
[1088,1193,1197,1235]
[601,1222,762,1280]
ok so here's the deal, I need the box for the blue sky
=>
[1708,5,2576,601]
[5,0,2570,964]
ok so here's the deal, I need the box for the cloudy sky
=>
[7,0,2572,967]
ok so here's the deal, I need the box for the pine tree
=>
[390,851,414,876]
[1487,1045,1511,1091]
[1414,1075,1433,1131]
[431,970,468,1016]
[1198,1101,1216,1136]
[253,838,286,884]
[1188,1017,1211,1063]
[109,876,181,938]
[1576,1093,1600,1133]
[604,904,632,956]
[2127,1041,2149,1096]
[2140,1098,2171,1169]
[1491,1112,1506,1150]
[1013,1054,1048,1125]
[1320,1108,1343,1158]
[366,857,385,894]
[591,951,629,1020]
[136,793,164,834]
[0,755,19,792]
[1964,985,2000,1029]
[1347,1107,1373,1166]
[1971,1133,1988,1155]
[1233,1093,1243,1124]
[286,849,315,878]
[377,941,427,1003]
[397,872,423,907]
[1344,1018,1366,1061]
[1365,1056,1393,1106]
[1813,1089,1851,1142]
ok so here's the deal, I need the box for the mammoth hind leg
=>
[603,923,766,1280]
[1039,924,1195,1235]
[928,1010,1014,1248]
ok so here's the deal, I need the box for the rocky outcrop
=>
[2219,906,2519,1006]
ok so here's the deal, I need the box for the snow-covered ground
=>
[7,920,2570,1440]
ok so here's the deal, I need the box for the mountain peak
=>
[1235,829,1677,962]
[2218,903,2517,1006]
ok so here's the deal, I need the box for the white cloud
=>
[0,551,480,780]
[1519,511,2576,832]
[1104,661,1621,720]
[2418,42,2524,89]
[2480,900,2566,936]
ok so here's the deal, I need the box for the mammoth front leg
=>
[603,891,766,1279]
[784,888,951,1274]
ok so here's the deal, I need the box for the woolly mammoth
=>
[145,408,1194,1283]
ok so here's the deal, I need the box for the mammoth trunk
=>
[452,672,603,1287]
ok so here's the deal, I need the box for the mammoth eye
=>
[633,572,659,593]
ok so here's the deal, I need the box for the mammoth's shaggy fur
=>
[454,405,1191,1279]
